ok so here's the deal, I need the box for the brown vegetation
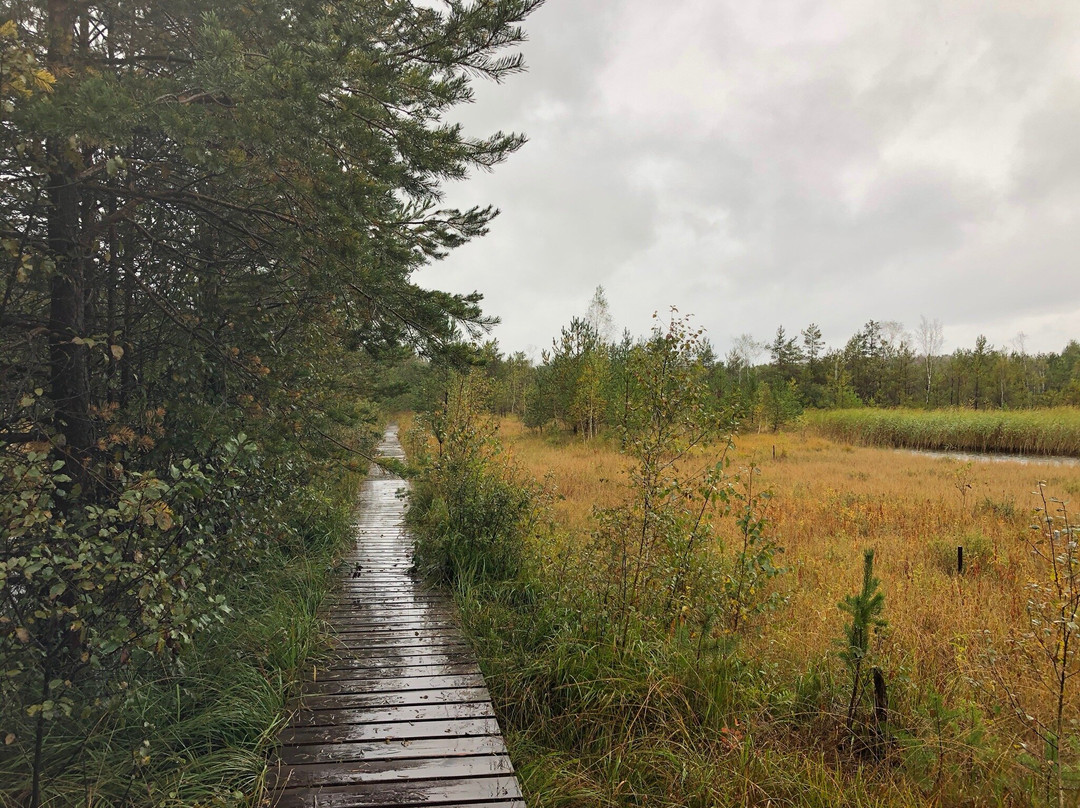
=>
[497,416,1077,770]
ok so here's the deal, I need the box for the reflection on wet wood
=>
[271,753,516,788]
[280,735,508,766]
[281,716,504,746]
[307,674,488,696]
[318,659,482,678]
[304,687,492,710]
[271,425,525,807]
[273,776,524,808]
[291,701,496,728]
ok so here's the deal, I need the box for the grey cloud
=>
[425,0,1080,356]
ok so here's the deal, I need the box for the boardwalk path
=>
[271,425,525,808]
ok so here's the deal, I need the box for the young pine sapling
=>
[839,548,887,734]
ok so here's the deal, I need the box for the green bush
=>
[406,372,548,586]
[0,435,364,804]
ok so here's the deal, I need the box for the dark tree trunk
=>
[47,0,95,466]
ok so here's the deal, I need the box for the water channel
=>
[905,448,1080,467]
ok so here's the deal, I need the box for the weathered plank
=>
[305,673,487,696]
[272,754,515,789]
[271,424,524,807]
[318,658,481,676]
[280,716,504,746]
[304,687,492,710]
[332,617,457,628]
[331,632,468,647]
[327,599,451,611]
[325,645,472,661]
[291,701,496,728]
[272,776,523,808]
[280,735,508,765]
[329,617,457,629]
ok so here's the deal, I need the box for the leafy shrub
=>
[0,419,372,802]
[588,314,785,651]
[0,489,354,806]
[406,372,548,586]
[0,434,269,797]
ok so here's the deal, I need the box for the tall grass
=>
[808,407,1080,456]
[458,575,926,808]
[446,417,1080,806]
[0,475,360,807]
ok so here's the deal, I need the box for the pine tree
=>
[3,0,540,473]
[839,548,887,732]
[1,3,541,800]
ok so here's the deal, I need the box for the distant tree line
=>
[383,291,1080,435]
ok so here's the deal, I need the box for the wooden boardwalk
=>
[270,426,525,808]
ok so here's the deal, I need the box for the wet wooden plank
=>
[330,617,457,629]
[325,611,455,623]
[332,618,457,631]
[329,628,462,643]
[326,601,452,614]
[311,669,481,685]
[416,803,525,808]
[331,639,471,654]
[331,596,448,606]
[326,603,453,614]
[334,588,437,597]
[331,631,462,642]
[325,645,471,661]
[272,753,515,789]
[281,716,503,745]
[328,611,456,623]
[272,775,523,808]
[317,654,481,672]
[292,701,495,727]
[273,425,524,808]
[329,628,460,640]
[330,639,470,654]
[304,687,492,710]
[331,630,467,645]
[280,735,507,765]
[306,675,487,696]
[328,593,449,603]
[318,658,481,676]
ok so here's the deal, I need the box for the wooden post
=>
[957,546,964,575]
[871,666,888,756]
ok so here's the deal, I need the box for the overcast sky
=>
[416,0,1080,359]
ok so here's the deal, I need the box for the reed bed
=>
[807,406,1080,456]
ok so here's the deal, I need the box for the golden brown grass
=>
[497,415,1078,739]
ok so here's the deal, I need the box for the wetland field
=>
[409,410,1080,807]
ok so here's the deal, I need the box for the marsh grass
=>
[457,573,927,807]
[442,417,1079,805]
[809,407,1080,457]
